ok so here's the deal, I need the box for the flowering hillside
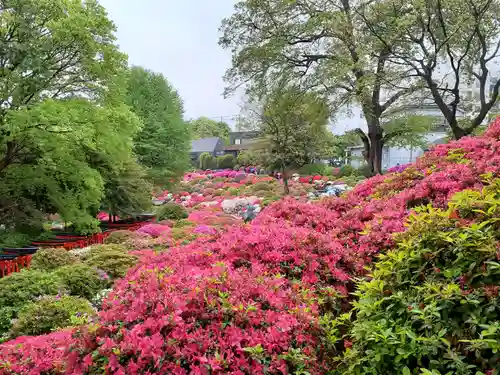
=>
[2,121,500,374]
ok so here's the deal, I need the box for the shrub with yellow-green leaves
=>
[53,263,111,300]
[30,247,78,272]
[337,183,500,374]
[9,296,95,338]
[84,246,137,279]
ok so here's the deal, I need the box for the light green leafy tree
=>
[125,66,191,186]
[0,0,142,235]
[259,86,331,194]
[189,117,231,144]
[1,98,144,233]
[220,0,425,175]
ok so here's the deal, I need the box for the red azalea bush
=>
[4,119,500,374]
[65,263,329,375]
[0,330,73,374]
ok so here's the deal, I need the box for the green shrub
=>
[248,181,274,193]
[0,270,65,333]
[0,270,64,309]
[173,219,195,228]
[298,163,326,175]
[236,150,262,167]
[84,249,137,279]
[228,188,240,196]
[155,203,188,221]
[262,196,281,206]
[339,164,355,177]
[199,152,211,170]
[103,230,137,245]
[356,164,372,178]
[9,296,95,337]
[0,230,32,248]
[217,154,236,169]
[323,166,334,175]
[29,247,78,272]
[338,184,500,374]
[53,263,110,300]
[170,228,198,243]
[87,244,128,256]
[200,152,217,170]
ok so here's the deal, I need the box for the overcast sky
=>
[98,0,241,124]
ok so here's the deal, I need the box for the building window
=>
[235,139,241,145]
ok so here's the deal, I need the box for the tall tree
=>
[259,86,330,194]
[360,0,500,139]
[220,0,423,174]
[189,117,231,144]
[0,98,143,233]
[0,0,126,172]
[0,0,147,234]
[125,66,190,185]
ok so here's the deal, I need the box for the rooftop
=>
[190,137,221,153]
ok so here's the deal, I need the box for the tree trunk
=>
[367,122,384,175]
[450,122,467,140]
[281,162,289,195]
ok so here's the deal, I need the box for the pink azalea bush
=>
[3,119,500,374]
[136,223,171,238]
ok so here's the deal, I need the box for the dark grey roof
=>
[191,137,221,153]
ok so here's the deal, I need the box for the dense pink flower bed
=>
[3,120,500,374]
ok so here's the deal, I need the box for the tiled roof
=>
[190,137,221,153]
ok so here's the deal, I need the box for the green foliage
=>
[10,296,95,338]
[0,270,65,333]
[0,0,126,109]
[30,248,78,272]
[248,181,277,193]
[125,66,190,184]
[0,0,134,234]
[199,152,210,170]
[228,187,241,196]
[199,152,217,170]
[87,244,128,256]
[298,163,328,176]
[189,117,231,144]
[217,154,236,169]
[100,157,152,218]
[0,230,31,248]
[155,203,189,221]
[236,150,265,167]
[339,182,500,374]
[103,230,138,245]
[339,165,355,177]
[173,219,195,228]
[54,264,110,300]
[356,165,372,178]
[382,115,436,149]
[84,249,137,279]
[259,86,331,192]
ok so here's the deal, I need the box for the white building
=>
[346,104,461,169]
